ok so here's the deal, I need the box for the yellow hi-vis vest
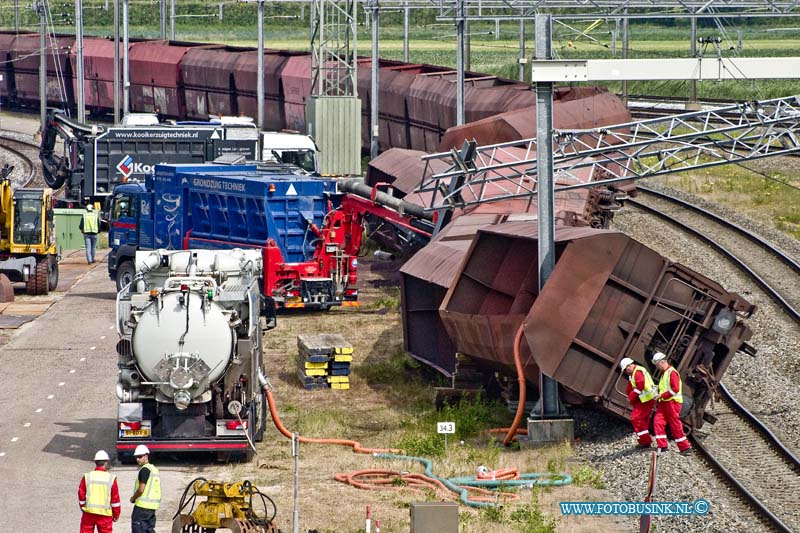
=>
[658,366,683,404]
[83,470,116,516]
[628,365,656,402]
[134,463,161,510]
[82,211,99,234]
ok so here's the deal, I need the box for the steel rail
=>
[630,187,800,532]
[627,194,800,322]
[717,383,800,469]
[0,135,39,188]
[637,186,800,275]
[690,435,795,533]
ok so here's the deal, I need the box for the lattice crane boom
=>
[415,95,800,213]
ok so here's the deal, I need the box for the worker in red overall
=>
[78,450,121,532]
[620,357,656,449]
[652,352,692,455]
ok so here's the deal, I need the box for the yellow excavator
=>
[0,164,59,301]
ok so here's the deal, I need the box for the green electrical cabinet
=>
[54,208,86,250]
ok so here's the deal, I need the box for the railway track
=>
[691,384,800,533]
[628,186,800,532]
[0,134,40,188]
[629,187,800,321]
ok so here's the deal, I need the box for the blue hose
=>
[447,473,573,488]
[374,453,572,509]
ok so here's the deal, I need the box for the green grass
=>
[656,166,800,239]
[572,464,606,490]
[356,346,423,386]
[395,395,511,457]
[509,490,558,533]
[370,288,401,310]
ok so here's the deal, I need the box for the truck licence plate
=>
[119,421,151,438]
[120,428,151,438]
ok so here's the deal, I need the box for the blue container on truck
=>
[108,163,361,308]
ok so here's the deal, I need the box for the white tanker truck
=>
[114,248,272,459]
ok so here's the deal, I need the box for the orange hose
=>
[476,467,520,481]
[487,428,529,435]
[334,469,520,503]
[503,324,527,446]
[265,388,400,454]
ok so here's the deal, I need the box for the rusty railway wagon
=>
[356,90,632,257]
[402,222,755,431]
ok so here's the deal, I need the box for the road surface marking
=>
[11,437,18,442]
[90,346,96,351]
[35,408,42,413]
[58,382,65,387]
[23,423,30,428]
[80,357,86,362]
[0,452,5,457]
[69,369,76,374]
[47,395,54,400]
[100,335,106,340]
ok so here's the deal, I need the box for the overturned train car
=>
[402,223,755,431]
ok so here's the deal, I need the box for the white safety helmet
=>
[94,450,110,462]
[133,444,150,457]
[651,352,667,365]
[619,357,634,372]
[86,204,94,211]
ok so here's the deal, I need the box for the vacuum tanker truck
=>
[115,248,271,459]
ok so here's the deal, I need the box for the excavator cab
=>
[12,190,47,246]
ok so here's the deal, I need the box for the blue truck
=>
[108,163,362,308]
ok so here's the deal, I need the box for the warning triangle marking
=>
[210,129,221,140]
[286,184,298,196]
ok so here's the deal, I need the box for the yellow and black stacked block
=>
[297,333,353,390]
[297,334,331,390]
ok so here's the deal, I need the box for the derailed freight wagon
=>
[404,223,755,431]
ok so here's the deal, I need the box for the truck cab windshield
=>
[274,149,317,174]
[112,193,134,220]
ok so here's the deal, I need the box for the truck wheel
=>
[47,256,59,292]
[116,260,135,292]
[25,260,49,296]
[254,390,267,443]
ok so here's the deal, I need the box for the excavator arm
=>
[39,110,104,195]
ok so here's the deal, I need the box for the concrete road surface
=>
[0,263,220,532]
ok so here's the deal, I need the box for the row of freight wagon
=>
[0,31,628,154]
